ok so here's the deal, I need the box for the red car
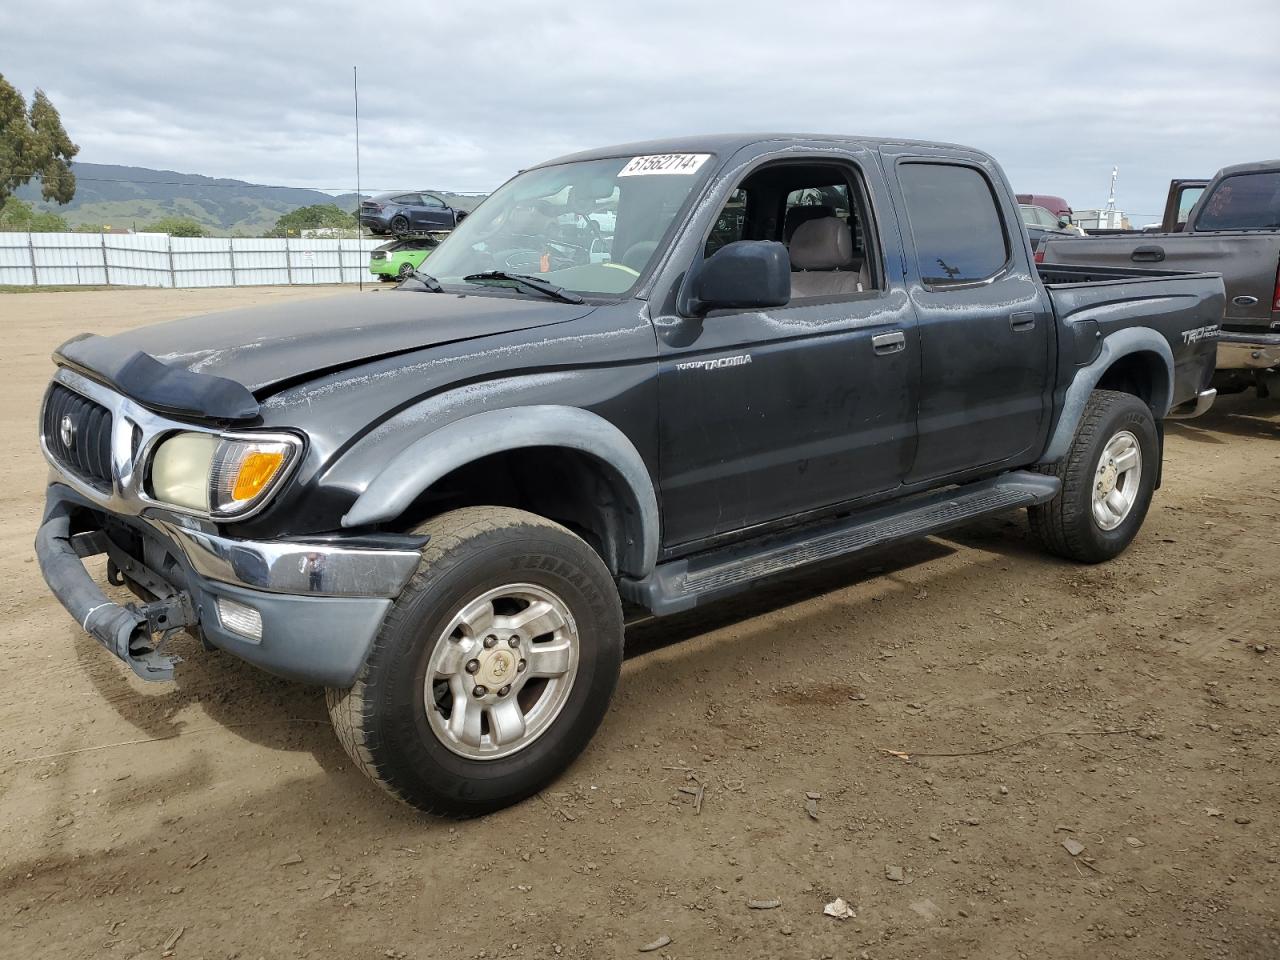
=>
[1016,193,1074,225]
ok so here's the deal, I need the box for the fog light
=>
[217,597,262,641]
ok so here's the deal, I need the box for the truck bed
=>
[1037,263,1225,417]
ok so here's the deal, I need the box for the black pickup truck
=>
[36,134,1223,815]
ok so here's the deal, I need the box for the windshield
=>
[1195,172,1280,230]
[421,154,714,297]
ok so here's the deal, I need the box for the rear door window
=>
[1195,172,1280,230]
[898,162,1009,284]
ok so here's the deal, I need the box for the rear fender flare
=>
[340,405,660,577]
[1040,327,1174,463]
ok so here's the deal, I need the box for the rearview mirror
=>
[682,240,790,315]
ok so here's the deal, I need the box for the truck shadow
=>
[1167,391,1280,442]
[63,514,1046,770]
[69,627,345,773]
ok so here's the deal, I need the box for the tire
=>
[327,506,623,816]
[1029,389,1158,563]
[396,261,415,279]
[390,214,410,235]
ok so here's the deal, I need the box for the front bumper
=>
[36,484,423,685]
[1217,331,1280,371]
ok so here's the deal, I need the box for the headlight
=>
[149,431,299,518]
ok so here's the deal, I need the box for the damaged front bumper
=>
[36,484,424,685]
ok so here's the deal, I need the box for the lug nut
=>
[465,659,480,674]
[498,684,511,697]
[472,685,488,698]
[507,636,520,648]
[483,635,499,649]
[517,659,527,673]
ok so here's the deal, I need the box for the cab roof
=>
[535,133,982,168]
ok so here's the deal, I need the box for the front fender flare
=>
[1040,326,1174,464]
[340,405,660,577]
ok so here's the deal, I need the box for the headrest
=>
[783,204,835,242]
[789,217,855,271]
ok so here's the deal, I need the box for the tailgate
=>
[1042,233,1278,334]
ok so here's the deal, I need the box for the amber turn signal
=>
[231,450,286,502]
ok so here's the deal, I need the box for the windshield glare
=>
[422,155,713,297]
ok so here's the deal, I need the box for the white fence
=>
[0,232,385,288]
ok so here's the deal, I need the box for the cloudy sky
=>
[3,0,1277,220]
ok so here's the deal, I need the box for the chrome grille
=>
[43,383,114,490]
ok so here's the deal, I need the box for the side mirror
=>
[454,210,469,223]
[1057,218,1071,229]
[682,240,790,315]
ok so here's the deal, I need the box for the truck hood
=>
[100,289,595,395]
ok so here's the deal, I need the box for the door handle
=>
[1131,245,1165,263]
[871,330,906,355]
[1010,311,1036,331]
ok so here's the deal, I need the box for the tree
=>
[0,197,33,228]
[0,197,68,231]
[268,203,356,237]
[144,216,208,237]
[29,210,69,232]
[0,75,78,205]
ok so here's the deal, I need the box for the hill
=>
[15,163,485,236]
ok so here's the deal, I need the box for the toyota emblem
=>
[59,414,75,449]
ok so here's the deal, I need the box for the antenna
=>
[1104,166,1119,228]
[354,65,363,292]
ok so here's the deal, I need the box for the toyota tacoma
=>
[37,134,1224,815]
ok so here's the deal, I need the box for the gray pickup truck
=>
[1042,160,1280,398]
[36,133,1223,815]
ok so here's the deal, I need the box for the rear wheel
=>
[1029,389,1158,563]
[327,507,623,816]
[390,214,410,235]
[397,261,415,279]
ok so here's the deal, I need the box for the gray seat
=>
[784,204,836,242]
[789,217,871,298]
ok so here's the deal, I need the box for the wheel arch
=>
[341,406,660,578]
[1041,328,1173,464]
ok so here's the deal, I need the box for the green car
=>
[369,237,441,281]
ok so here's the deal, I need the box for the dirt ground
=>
[1,286,1277,960]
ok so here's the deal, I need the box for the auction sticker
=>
[618,153,711,177]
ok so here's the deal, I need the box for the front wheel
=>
[327,507,623,816]
[1029,389,1158,563]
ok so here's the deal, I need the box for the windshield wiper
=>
[463,271,585,304]
[402,268,444,292]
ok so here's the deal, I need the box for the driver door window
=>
[701,166,877,298]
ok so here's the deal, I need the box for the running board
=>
[620,471,1060,616]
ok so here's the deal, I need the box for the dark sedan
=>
[359,191,461,236]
